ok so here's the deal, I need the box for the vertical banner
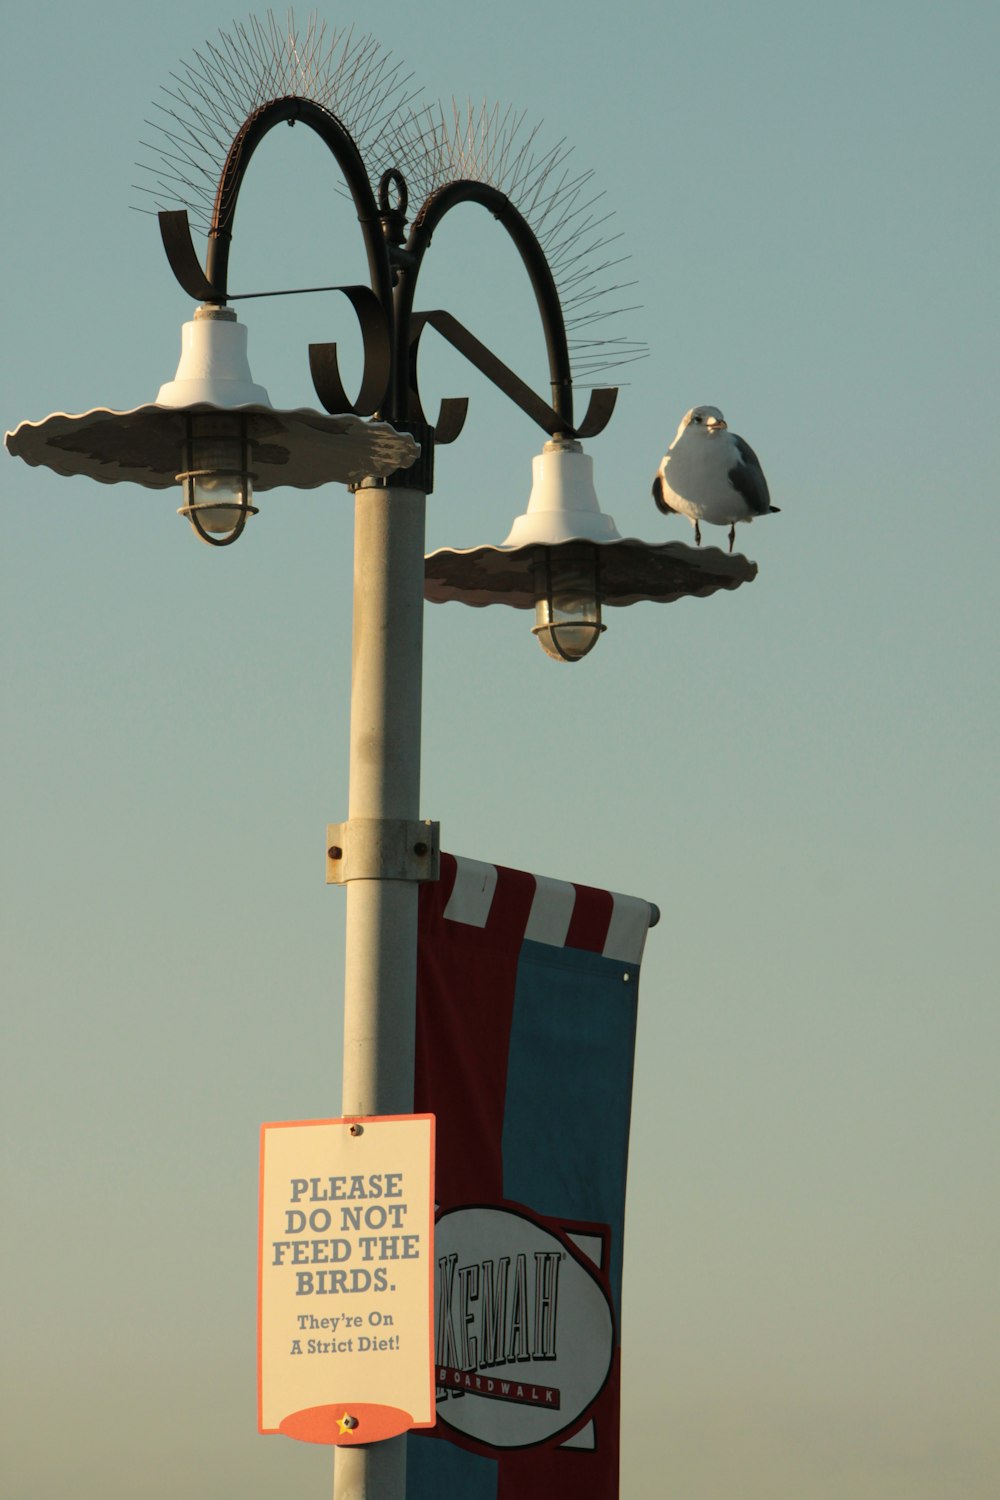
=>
[259,1114,435,1445]
[407,854,654,1500]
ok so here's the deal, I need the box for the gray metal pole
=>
[333,481,427,1500]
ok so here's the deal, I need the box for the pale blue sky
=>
[2,2,998,1497]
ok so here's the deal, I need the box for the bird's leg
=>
[728,523,736,553]
[694,520,701,546]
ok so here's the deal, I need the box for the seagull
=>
[652,405,778,552]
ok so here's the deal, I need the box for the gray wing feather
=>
[728,435,771,516]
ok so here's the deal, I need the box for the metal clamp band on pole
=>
[326,819,441,884]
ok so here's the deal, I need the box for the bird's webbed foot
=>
[694,521,701,546]
[728,523,736,553]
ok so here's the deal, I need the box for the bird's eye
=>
[693,415,703,424]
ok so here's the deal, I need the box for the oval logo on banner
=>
[433,1204,614,1450]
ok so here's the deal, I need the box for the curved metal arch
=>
[396,179,580,438]
[204,96,394,320]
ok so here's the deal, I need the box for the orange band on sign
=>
[278,1401,417,1445]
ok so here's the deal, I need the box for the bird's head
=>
[681,405,727,435]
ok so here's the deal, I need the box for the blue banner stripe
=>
[500,940,639,1318]
[406,1432,497,1498]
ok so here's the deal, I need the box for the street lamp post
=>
[5,21,757,1500]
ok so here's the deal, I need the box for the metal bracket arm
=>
[326,819,441,884]
[410,310,618,439]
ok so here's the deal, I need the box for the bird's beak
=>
[706,417,727,432]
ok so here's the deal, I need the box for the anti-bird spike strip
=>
[133,12,426,226]
[133,8,647,386]
[403,98,646,381]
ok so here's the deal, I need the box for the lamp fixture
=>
[425,439,758,660]
[5,304,419,545]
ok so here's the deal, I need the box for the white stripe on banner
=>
[602,895,653,965]
[442,857,497,928]
[523,876,576,948]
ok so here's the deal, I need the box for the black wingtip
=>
[652,474,677,514]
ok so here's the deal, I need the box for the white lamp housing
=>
[502,440,621,549]
[156,304,271,408]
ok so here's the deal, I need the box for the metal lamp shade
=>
[425,536,758,608]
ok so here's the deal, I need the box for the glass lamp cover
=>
[178,414,256,543]
[182,423,252,534]
[532,550,604,662]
